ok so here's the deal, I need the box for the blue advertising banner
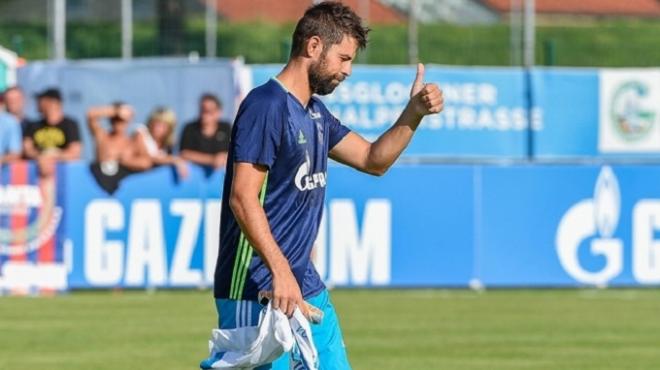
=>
[319,165,475,287]
[255,66,660,160]
[531,68,600,158]
[21,161,660,290]
[252,64,537,158]
[477,164,660,287]
[60,162,475,289]
[61,164,223,289]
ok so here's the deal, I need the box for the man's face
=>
[111,118,129,134]
[200,99,220,125]
[38,97,62,121]
[4,89,24,116]
[309,36,357,95]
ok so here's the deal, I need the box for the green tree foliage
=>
[1,20,660,67]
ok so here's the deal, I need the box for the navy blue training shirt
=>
[214,78,351,301]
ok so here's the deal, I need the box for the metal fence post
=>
[408,0,418,65]
[205,0,218,58]
[122,0,133,60]
[53,0,66,60]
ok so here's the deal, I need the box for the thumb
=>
[411,63,425,96]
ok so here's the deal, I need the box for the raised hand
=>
[116,104,134,122]
[409,63,444,118]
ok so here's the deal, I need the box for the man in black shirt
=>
[179,93,231,169]
[23,88,81,177]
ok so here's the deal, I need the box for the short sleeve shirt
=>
[179,120,232,154]
[25,117,81,152]
[214,78,351,301]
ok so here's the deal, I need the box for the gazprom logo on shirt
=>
[294,152,327,192]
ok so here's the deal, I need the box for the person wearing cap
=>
[86,102,147,194]
[0,89,22,163]
[23,88,82,177]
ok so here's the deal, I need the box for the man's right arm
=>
[229,161,306,317]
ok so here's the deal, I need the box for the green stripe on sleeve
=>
[229,172,269,300]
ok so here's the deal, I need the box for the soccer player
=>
[203,2,443,369]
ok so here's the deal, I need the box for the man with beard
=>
[201,2,443,369]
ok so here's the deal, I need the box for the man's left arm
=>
[329,64,443,176]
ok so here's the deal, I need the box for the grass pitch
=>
[1,289,659,369]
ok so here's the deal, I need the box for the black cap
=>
[35,88,62,101]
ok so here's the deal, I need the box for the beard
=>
[308,56,344,96]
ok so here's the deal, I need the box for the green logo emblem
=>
[298,129,307,144]
[610,81,656,142]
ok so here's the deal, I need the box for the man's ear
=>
[305,36,324,59]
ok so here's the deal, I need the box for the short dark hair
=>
[200,93,222,109]
[290,1,369,58]
[36,87,62,102]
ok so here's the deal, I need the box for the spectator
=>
[0,91,22,163]
[134,106,188,179]
[23,88,81,177]
[87,102,144,194]
[179,93,231,169]
[3,86,30,132]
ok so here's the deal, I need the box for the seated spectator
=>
[87,102,145,194]
[0,91,22,163]
[22,88,81,178]
[179,93,231,169]
[134,106,188,179]
[3,86,30,132]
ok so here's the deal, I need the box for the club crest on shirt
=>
[297,129,307,144]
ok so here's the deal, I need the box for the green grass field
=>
[1,289,659,369]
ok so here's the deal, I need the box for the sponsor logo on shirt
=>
[294,151,326,192]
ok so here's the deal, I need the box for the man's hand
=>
[258,290,323,324]
[408,63,444,118]
[271,267,307,318]
[116,104,134,122]
[329,63,444,176]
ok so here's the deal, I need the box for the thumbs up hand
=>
[409,63,444,118]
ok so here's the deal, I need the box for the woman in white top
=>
[133,107,188,179]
